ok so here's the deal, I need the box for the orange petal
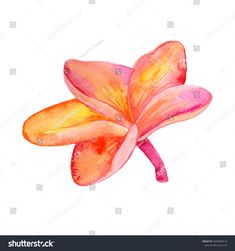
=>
[71,124,138,186]
[23,99,127,146]
[64,60,133,124]
[137,85,212,140]
[129,41,186,119]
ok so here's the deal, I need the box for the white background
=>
[0,0,235,235]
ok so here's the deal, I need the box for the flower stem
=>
[137,138,168,182]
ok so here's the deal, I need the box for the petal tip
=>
[22,117,35,144]
[198,86,213,106]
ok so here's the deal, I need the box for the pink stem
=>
[137,138,168,182]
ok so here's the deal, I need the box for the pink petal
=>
[64,60,133,126]
[129,41,187,119]
[137,85,212,140]
[23,99,127,146]
[71,124,138,186]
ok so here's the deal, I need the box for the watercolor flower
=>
[23,41,212,186]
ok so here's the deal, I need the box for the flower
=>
[22,41,212,186]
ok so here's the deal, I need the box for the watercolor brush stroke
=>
[22,41,212,186]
